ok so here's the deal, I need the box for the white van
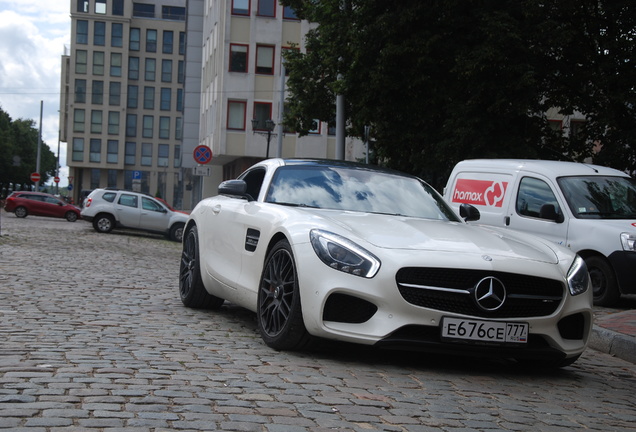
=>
[443,159,636,306]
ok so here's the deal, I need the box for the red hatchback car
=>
[4,191,81,222]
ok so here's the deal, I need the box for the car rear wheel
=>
[93,214,115,233]
[179,226,224,309]
[587,255,620,306]
[169,222,184,242]
[65,211,78,222]
[258,239,312,350]
[14,206,27,218]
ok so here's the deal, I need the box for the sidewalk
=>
[590,306,636,364]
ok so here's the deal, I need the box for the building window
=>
[253,102,273,130]
[158,144,169,167]
[178,60,184,83]
[283,6,298,20]
[77,0,88,13]
[110,53,122,77]
[94,21,106,46]
[108,169,117,187]
[109,82,121,106]
[91,110,103,134]
[175,118,183,140]
[72,137,84,161]
[141,142,153,166]
[93,51,104,75]
[92,80,103,104]
[570,120,585,138]
[160,88,171,110]
[161,60,172,82]
[232,0,249,16]
[111,23,123,47]
[228,100,246,130]
[256,45,274,75]
[90,139,101,163]
[108,111,120,135]
[159,117,170,139]
[73,110,85,133]
[125,142,136,165]
[129,57,139,80]
[127,85,138,108]
[142,115,153,138]
[90,168,100,188]
[95,0,106,14]
[76,20,88,44]
[145,58,156,81]
[548,120,562,132]
[146,29,157,53]
[113,0,124,16]
[308,119,321,134]
[230,44,248,73]
[143,87,155,109]
[107,140,118,163]
[75,50,87,74]
[74,79,86,103]
[176,89,183,111]
[162,6,186,21]
[126,114,137,137]
[162,31,173,54]
[257,0,276,17]
[179,32,186,55]
[130,28,140,51]
[133,3,155,18]
[174,144,181,168]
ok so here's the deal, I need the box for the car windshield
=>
[557,175,636,219]
[265,165,461,221]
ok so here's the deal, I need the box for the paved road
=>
[0,211,635,432]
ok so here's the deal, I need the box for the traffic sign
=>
[54,176,60,183]
[30,172,40,182]
[193,145,212,164]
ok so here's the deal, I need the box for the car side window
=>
[516,177,562,220]
[118,194,138,208]
[142,197,163,212]
[44,196,59,204]
[102,192,116,202]
[240,168,266,200]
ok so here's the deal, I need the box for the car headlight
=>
[310,229,380,278]
[620,232,636,251]
[567,255,589,296]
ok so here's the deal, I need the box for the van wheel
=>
[586,255,619,306]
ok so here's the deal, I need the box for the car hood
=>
[306,210,559,264]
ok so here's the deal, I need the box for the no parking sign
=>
[193,145,212,164]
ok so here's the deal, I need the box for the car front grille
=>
[396,267,564,318]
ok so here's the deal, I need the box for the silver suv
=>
[81,189,188,242]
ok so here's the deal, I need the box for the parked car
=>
[443,159,636,306]
[4,191,81,222]
[81,189,188,242]
[179,159,592,368]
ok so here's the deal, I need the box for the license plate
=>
[441,317,528,344]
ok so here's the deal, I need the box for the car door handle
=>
[212,205,221,215]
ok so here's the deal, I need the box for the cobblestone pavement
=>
[0,211,635,432]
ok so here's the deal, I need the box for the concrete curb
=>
[589,325,636,364]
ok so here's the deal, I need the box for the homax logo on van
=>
[452,179,508,207]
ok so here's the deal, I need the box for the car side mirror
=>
[539,204,564,223]
[459,203,480,222]
[218,180,254,201]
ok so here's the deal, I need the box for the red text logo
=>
[452,179,508,207]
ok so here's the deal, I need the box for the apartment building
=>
[185,0,365,201]
[60,0,188,207]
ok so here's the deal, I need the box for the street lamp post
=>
[251,118,276,158]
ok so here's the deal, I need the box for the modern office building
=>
[60,0,188,207]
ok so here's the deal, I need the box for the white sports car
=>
[179,159,593,367]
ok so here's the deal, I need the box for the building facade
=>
[60,0,188,207]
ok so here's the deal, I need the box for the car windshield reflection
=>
[558,176,636,219]
[266,166,460,221]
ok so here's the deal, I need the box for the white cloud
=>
[0,1,70,184]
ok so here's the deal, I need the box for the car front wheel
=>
[179,226,224,309]
[14,206,27,218]
[65,211,78,222]
[169,223,184,242]
[93,214,115,233]
[257,239,311,350]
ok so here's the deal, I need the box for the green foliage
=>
[0,106,57,195]
[281,0,636,188]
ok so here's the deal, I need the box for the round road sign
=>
[30,172,41,182]
[193,145,213,164]
[54,176,60,183]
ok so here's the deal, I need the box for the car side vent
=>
[323,293,377,323]
[245,228,260,252]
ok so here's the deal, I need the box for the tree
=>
[281,0,636,187]
[0,106,57,195]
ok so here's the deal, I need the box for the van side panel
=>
[447,171,513,227]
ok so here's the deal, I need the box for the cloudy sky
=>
[0,0,70,184]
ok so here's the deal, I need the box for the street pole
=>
[35,100,43,191]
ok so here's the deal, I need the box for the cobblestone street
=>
[1,211,635,431]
